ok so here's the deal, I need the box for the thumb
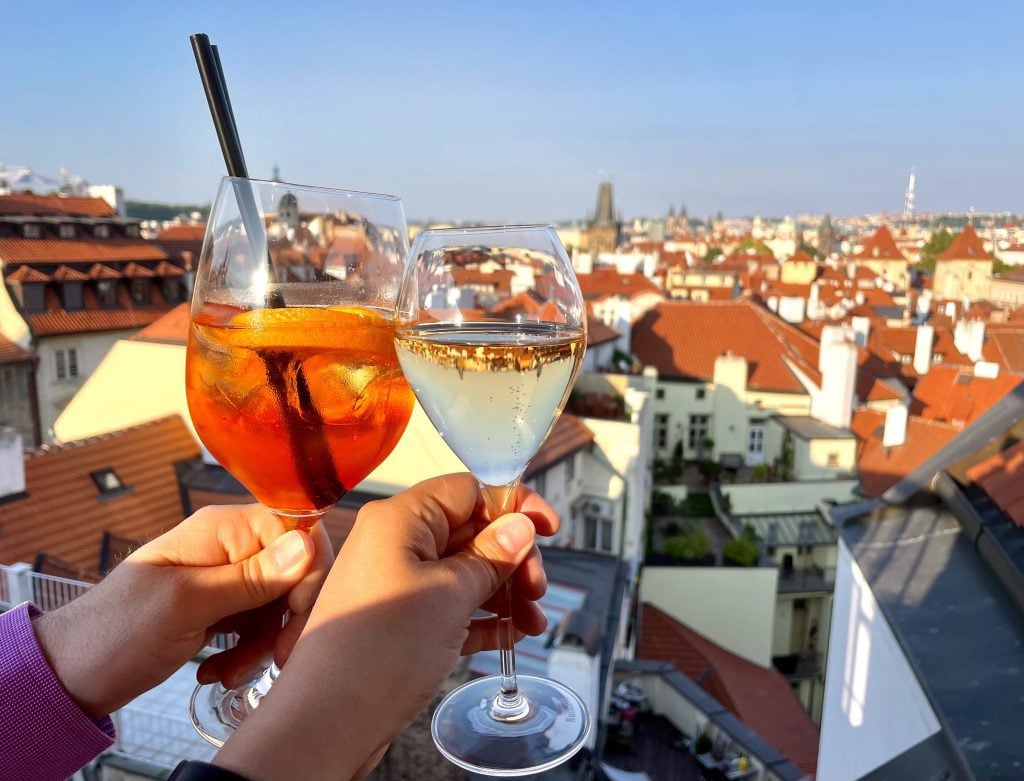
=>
[188,529,315,623]
[446,513,536,608]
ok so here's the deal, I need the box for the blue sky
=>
[5,1,1022,220]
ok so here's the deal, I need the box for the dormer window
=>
[125,224,140,238]
[94,224,110,239]
[23,224,40,239]
[162,278,182,302]
[61,282,84,311]
[97,280,117,308]
[90,468,131,501]
[130,278,150,304]
[20,284,46,313]
[58,224,76,239]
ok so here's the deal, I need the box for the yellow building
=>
[780,250,819,285]
[849,225,910,290]
[933,225,994,302]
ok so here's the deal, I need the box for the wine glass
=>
[185,176,414,745]
[394,225,591,775]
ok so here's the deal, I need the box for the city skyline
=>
[5,0,1023,221]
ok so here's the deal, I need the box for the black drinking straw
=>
[189,33,343,515]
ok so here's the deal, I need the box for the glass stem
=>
[481,481,529,722]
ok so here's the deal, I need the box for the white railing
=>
[0,563,93,611]
[112,704,216,767]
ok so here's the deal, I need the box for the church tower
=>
[583,180,621,254]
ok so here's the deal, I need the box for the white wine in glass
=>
[395,225,591,776]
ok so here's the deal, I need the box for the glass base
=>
[431,675,591,777]
[189,664,278,747]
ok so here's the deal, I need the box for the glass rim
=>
[414,224,555,235]
[221,175,402,202]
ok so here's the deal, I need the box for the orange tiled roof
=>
[24,284,181,337]
[0,237,167,264]
[631,301,818,392]
[6,266,50,283]
[51,265,88,281]
[852,225,907,262]
[0,193,116,218]
[451,268,514,294]
[852,409,959,497]
[156,224,207,241]
[938,225,990,261]
[122,261,156,278]
[910,365,1023,426]
[525,413,594,479]
[87,263,122,279]
[966,440,1024,527]
[132,303,189,344]
[985,327,1024,372]
[639,604,819,775]
[586,316,620,347]
[0,335,33,364]
[784,250,816,265]
[574,268,664,301]
[0,416,200,577]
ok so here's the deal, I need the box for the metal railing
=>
[112,704,216,767]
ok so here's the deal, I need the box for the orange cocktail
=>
[186,304,413,521]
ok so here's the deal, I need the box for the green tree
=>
[664,525,711,561]
[735,237,774,256]
[702,246,723,264]
[917,228,954,271]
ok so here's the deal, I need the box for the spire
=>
[272,164,281,183]
[593,181,615,228]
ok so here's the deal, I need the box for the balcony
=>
[776,565,835,595]
[772,652,824,682]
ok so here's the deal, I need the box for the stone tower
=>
[583,180,621,254]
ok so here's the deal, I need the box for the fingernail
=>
[495,514,532,555]
[273,530,307,571]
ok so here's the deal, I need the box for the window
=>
[533,471,547,497]
[696,387,706,400]
[23,224,40,239]
[746,421,766,466]
[20,284,45,313]
[584,516,614,552]
[61,283,83,312]
[94,224,110,239]
[55,348,80,381]
[163,278,182,303]
[566,454,576,482]
[826,452,840,467]
[130,279,150,304]
[654,413,669,449]
[688,414,709,453]
[58,224,75,239]
[125,224,140,238]
[0,366,27,405]
[97,281,117,308]
[656,388,665,400]
[91,469,124,493]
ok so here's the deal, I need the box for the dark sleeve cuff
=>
[169,760,253,781]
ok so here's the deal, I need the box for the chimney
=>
[975,361,1000,379]
[954,319,969,355]
[882,403,909,448]
[913,324,935,375]
[0,427,26,499]
[713,352,748,392]
[967,320,986,362]
[850,316,871,348]
[818,325,847,373]
[812,340,857,429]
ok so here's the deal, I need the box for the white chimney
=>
[813,340,857,429]
[808,282,821,319]
[883,403,909,448]
[819,325,848,373]
[850,316,871,348]
[967,320,986,362]
[975,361,1000,379]
[913,325,935,375]
[0,427,26,499]
[954,319,970,355]
[944,301,957,319]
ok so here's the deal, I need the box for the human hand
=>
[33,504,332,717]
[214,473,557,781]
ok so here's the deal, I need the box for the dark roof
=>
[774,414,855,441]
[839,502,1016,779]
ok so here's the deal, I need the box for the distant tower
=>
[583,180,621,254]
[818,213,836,257]
[903,168,916,221]
[272,164,282,183]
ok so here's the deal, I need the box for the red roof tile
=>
[938,225,990,261]
[51,265,88,281]
[967,440,1024,527]
[0,237,167,264]
[910,365,1022,426]
[6,266,50,283]
[524,413,594,479]
[450,268,514,294]
[785,250,816,265]
[631,301,818,392]
[156,224,207,241]
[24,284,181,337]
[0,416,199,577]
[154,260,185,277]
[586,316,620,347]
[0,335,33,365]
[852,225,907,262]
[985,327,1024,372]
[87,263,122,279]
[0,193,116,218]
[852,409,960,497]
[122,261,156,278]
[574,268,664,301]
[132,303,189,344]
[639,604,819,775]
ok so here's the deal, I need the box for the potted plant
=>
[694,729,713,756]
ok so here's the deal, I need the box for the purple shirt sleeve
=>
[0,602,116,781]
